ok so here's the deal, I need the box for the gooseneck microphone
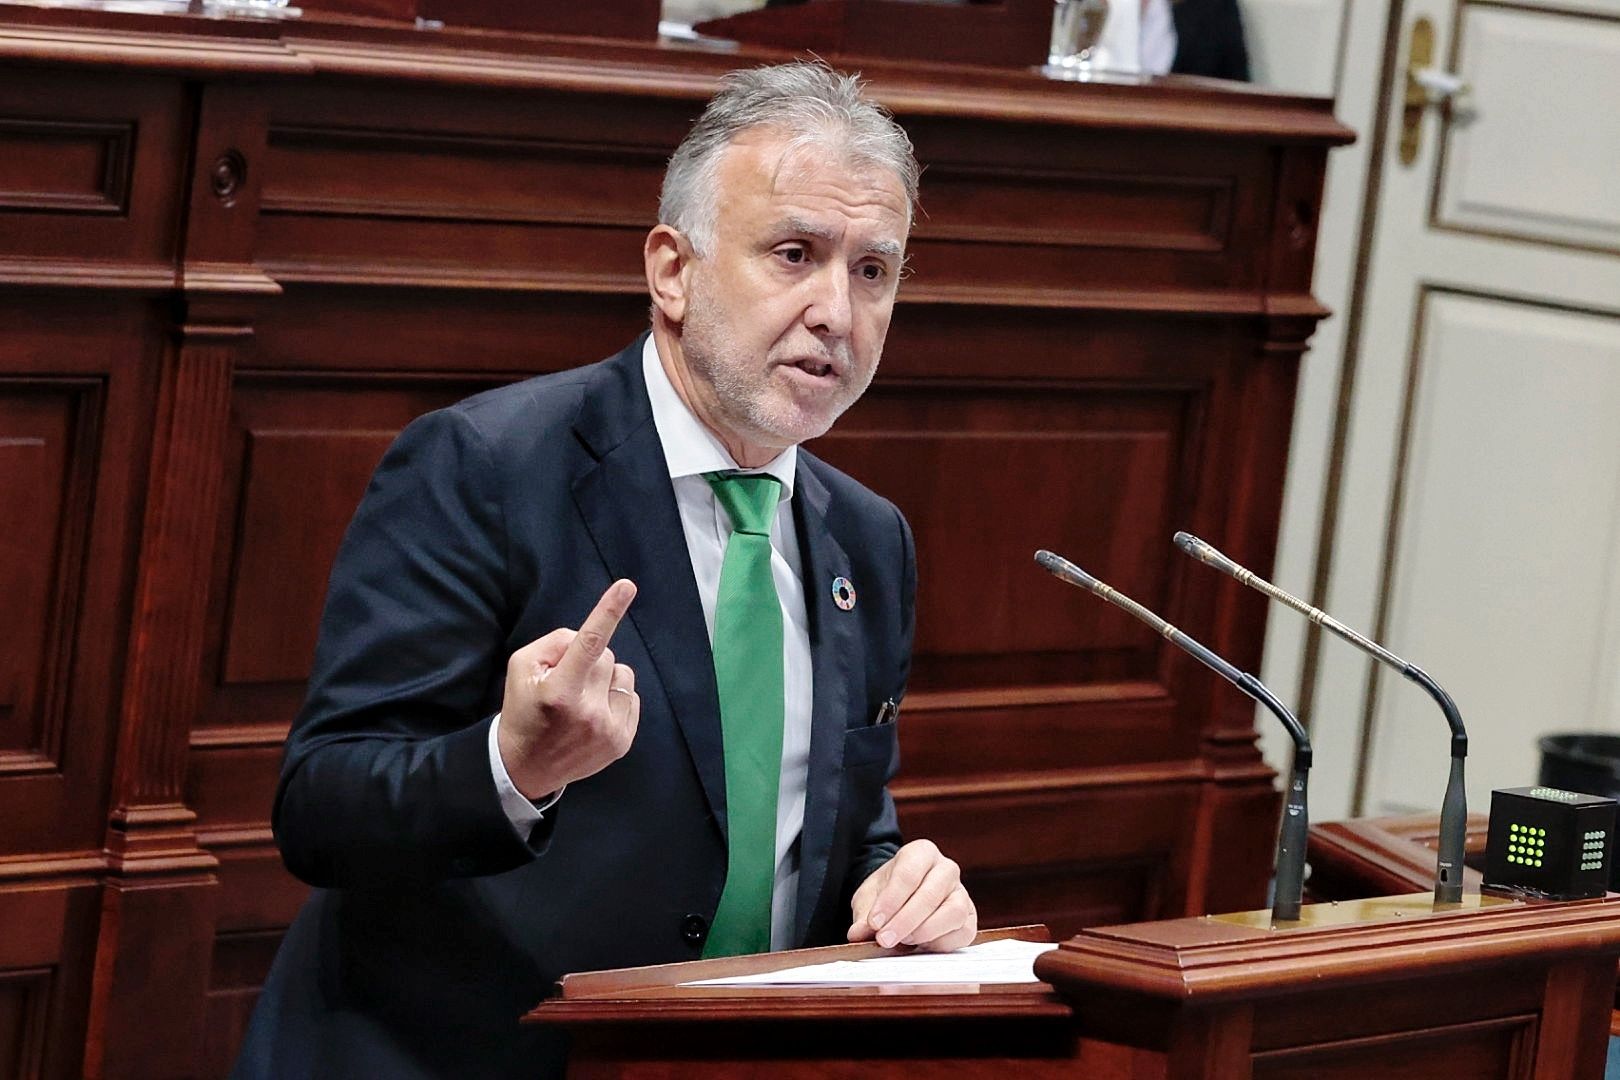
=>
[1173,531,1467,905]
[1035,549,1311,922]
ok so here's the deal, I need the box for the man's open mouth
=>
[790,358,836,378]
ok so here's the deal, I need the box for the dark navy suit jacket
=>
[232,337,912,1079]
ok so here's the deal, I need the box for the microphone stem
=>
[1241,672,1310,922]
[1035,551,1313,923]
[1176,532,1469,905]
[1405,665,1468,902]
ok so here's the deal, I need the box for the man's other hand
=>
[498,579,640,799]
[846,839,977,952]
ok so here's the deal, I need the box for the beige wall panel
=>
[1368,293,1620,813]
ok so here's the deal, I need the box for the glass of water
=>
[1047,0,1110,74]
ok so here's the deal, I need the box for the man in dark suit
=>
[232,61,977,1079]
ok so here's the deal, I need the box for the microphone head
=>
[1034,549,1101,592]
[1173,531,1230,571]
[1173,531,1208,557]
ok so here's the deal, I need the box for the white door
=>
[1277,0,1620,822]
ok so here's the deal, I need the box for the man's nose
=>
[804,264,853,338]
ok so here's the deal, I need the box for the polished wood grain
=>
[1308,813,1490,899]
[539,926,1101,1080]
[693,0,1053,69]
[1039,893,1620,1079]
[0,6,1350,1075]
[532,900,1620,1080]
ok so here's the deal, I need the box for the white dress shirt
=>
[1140,0,1178,75]
[489,335,815,951]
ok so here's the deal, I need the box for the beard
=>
[679,271,875,451]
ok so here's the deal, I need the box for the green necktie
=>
[701,472,786,958]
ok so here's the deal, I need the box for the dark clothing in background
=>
[1172,0,1252,82]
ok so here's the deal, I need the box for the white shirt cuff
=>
[488,713,564,837]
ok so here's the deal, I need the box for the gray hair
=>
[659,61,920,256]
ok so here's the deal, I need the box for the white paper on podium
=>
[680,938,1060,987]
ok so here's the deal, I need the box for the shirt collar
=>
[642,334,797,501]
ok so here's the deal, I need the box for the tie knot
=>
[706,472,781,536]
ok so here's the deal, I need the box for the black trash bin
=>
[1537,733,1620,889]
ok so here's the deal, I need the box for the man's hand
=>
[497,579,640,799]
[847,839,977,952]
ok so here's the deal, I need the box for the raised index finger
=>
[554,579,637,684]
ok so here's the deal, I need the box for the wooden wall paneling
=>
[246,284,653,374]
[0,293,163,1080]
[83,81,277,1080]
[902,120,1269,307]
[0,882,101,1080]
[824,299,1281,921]
[0,378,102,794]
[0,10,1352,1075]
[1531,958,1616,1080]
[0,69,187,289]
[1180,146,1333,916]
[254,79,691,291]
[188,276,655,1048]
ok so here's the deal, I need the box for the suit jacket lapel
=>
[571,340,728,833]
[792,461,859,946]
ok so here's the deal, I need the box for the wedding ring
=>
[609,686,634,697]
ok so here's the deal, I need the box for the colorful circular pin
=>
[831,576,856,611]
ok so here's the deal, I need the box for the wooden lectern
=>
[530,896,1620,1078]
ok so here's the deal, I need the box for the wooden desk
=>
[534,898,1620,1079]
[538,926,1100,1079]
[1311,813,1620,1036]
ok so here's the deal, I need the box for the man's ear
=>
[644,224,693,325]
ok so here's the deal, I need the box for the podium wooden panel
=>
[532,926,1108,1079]
[1308,813,1491,900]
[1042,892,1620,1078]
[535,899,1620,1079]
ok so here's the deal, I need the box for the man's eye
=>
[778,246,807,264]
[859,263,887,281]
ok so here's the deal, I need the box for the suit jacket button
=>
[681,914,708,947]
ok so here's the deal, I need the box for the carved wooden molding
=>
[261,124,669,225]
[894,760,1209,802]
[917,166,1235,253]
[0,377,103,778]
[0,853,107,883]
[0,15,308,75]
[1042,892,1620,1001]
[0,118,133,215]
[188,722,289,750]
[906,680,1169,712]
[0,258,174,291]
[256,259,645,293]
[181,261,281,295]
[0,15,1354,146]
[1309,814,1490,898]
[0,966,51,1076]
[109,335,237,850]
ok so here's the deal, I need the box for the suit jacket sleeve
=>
[274,406,547,890]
